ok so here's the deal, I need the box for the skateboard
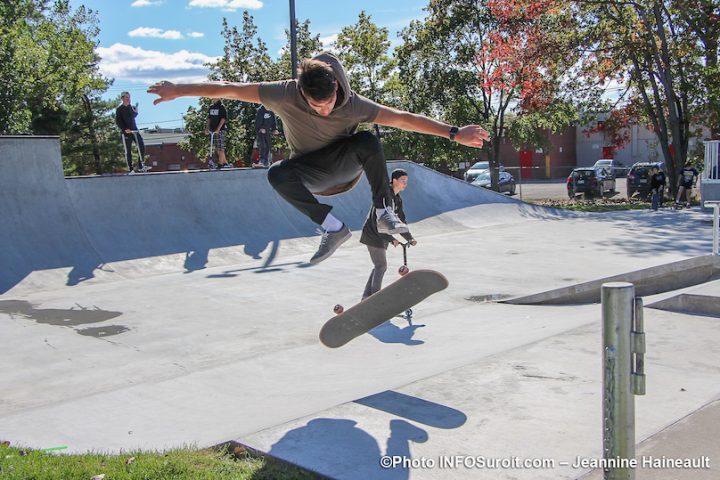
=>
[319,269,448,348]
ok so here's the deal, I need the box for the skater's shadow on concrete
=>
[66,260,105,287]
[184,248,209,273]
[205,241,307,277]
[257,418,427,480]
[369,320,426,346]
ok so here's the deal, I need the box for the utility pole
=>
[289,0,298,79]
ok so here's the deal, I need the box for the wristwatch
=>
[449,126,459,141]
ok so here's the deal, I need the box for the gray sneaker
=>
[309,225,351,265]
[377,207,409,235]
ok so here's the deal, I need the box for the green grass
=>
[528,198,701,212]
[0,442,319,480]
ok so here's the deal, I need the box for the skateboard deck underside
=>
[319,269,448,348]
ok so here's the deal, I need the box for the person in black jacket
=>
[360,168,417,300]
[115,91,147,173]
[649,166,666,211]
[254,105,278,167]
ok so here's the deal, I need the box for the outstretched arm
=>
[147,81,262,105]
[374,105,489,148]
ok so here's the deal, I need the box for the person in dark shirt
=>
[115,91,147,173]
[675,161,699,208]
[206,98,229,169]
[360,168,416,300]
[255,105,278,167]
[649,166,666,211]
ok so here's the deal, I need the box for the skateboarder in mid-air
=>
[361,168,416,300]
[148,52,489,264]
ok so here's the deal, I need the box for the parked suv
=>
[626,162,665,199]
[593,159,629,177]
[567,167,616,198]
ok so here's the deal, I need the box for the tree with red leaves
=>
[395,0,577,190]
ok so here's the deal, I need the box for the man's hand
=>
[455,125,490,148]
[260,128,266,134]
[124,129,132,134]
[147,81,179,105]
[391,240,400,247]
[409,239,417,246]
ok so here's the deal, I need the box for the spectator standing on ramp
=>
[207,98,230,169]
[675,161,699,208]
[115,91,147,173]
[255,105,278,168]
[360,168,416,300]
[147,52,488,265]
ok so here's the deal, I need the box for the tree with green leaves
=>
[0,0,109,135]
[573,0,717,193]
[181,13,274,164]
[334,11,394,103]
[334,11,395,138]
[61,94,124,175]
[277,19,323,79]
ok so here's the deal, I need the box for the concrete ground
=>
[1,136,718,479]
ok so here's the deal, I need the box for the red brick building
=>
[142,130,201,172]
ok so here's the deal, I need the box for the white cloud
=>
[188,32,205,38]
[131,0,164,6]
[319,34,338,50]
[129,27,183,40]
[96,43,218,84]
[188,0,263,11]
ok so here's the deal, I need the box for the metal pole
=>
[289,0,298,79]
[602,282,635,480]
[713,203,719,256]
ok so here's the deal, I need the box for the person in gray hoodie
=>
[147,53,489,265]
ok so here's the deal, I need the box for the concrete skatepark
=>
[1,135,718,479]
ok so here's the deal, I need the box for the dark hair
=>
[298,59,336,101]
[391,168,408,181]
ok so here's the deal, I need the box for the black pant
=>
[267,131,392,225]
[257,131,272,166]
[122,132,145,169]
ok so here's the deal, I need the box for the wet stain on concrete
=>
[0,300,128,338]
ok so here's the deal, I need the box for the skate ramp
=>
[2,136,719,474]
[0,136,558,294]
[0,137,104,293]
[505,255,720,305]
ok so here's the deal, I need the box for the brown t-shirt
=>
[258,53,380,158]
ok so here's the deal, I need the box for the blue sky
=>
[70,0,428,129]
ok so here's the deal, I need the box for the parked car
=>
[626,161,665,199]
[471,170,516,195]
[567,167,616,198]
[464,161,505,182]
[593,159,629,177]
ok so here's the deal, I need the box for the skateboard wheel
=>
[333,304,344,314]
[398,265,410,276]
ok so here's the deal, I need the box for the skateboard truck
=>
[399,243,413,325]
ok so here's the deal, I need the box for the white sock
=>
[321,213,343,232]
